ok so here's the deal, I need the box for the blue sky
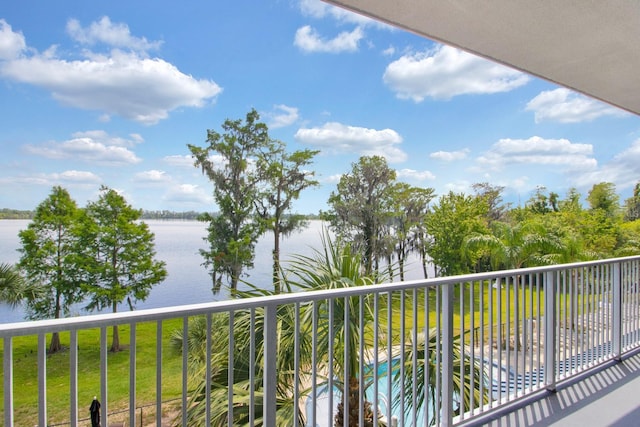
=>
[1,0,639,214]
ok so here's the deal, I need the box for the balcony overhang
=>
[324,0,640,116]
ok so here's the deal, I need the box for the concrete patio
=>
[478,349,640,426]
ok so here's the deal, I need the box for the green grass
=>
[0,318,183,426]
[385,279,607,347]
[384,281,546,329]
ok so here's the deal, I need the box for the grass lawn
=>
[1,318,184,426]
[385,278,605,346]
[382,279,554,347]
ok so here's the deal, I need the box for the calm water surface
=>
[0,219,426,324]
[0,220,332,323]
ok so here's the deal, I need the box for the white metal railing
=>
[1,256,640,426]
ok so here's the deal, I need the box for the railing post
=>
[441,283,454,426]
[4,337,13,427]
[101,326,108,427]
[70,330,78,426]
[155,322,162,427]
[264,303,278,427]
[612,262,622,360]
[228,311,235,426]
[129,323,137,427]
[38,333,47,427]
[544,271,557,392]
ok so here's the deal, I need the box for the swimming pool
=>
[304,358,431,427]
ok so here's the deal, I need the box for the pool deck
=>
[467,349,640,426]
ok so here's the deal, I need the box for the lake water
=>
[0,219,426,324]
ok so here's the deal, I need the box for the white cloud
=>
[266,104,299,129]
[510,177,530,191]
[430,148,469,161]
[382,46,395,56]
[525,88,628,123]
[66,17,163,52]
[55,170,102,184]
[572,139,640,191]
[324,174,343,184]
[298,0,383,27]
[25,132,142,165]
[163,155,195,168]
[295,122,407,162]
[0,170,101,187]
[477,136,596,171]
[383,45,530,102]
[0,18,221,124]
[294,25,363,53]
[0,19,26,60]
[72,130,143,147]
[443,180,472,194]
[165,152,227,171]
[163,184,211,205]
[134,170,171,183]
[397,168,435,181]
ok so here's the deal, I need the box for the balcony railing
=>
[2,256,640,426]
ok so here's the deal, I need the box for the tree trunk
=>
[50,290,63,353]
[111,301,120,352]
[273,227,281,294]
[111,324,120,352]
[230,262,242,292]
[334,376,374,427]
[420,248,430,279]
[49,332,62,353]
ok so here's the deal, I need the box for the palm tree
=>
[170,286,312,426]
[171,232,379,426]
[0,262,38,307]
[465,221,563,271]
[395,327,489,425]
[284,234,378,427]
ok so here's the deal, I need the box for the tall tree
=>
[472,182,509,224]
[17,186,84,353]
[558,187,583,212]
[327,155,397,275]
[188,109,269,293]
[389,183,435,281]
[255,139,319,293]
[80,186,167,352]
[526,186,553,214]
[587,182,620,218]
[624,182,640,221]
[425,191,488,276]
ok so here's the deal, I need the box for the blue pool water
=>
[305,358,431,427]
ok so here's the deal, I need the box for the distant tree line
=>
[2,209,206,221]
[0,208,34,219]
[141,210,203,220]
[1,209,323,221]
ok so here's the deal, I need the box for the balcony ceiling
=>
[324,0,640,116]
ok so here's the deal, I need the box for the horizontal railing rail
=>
[1,256,639,427]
